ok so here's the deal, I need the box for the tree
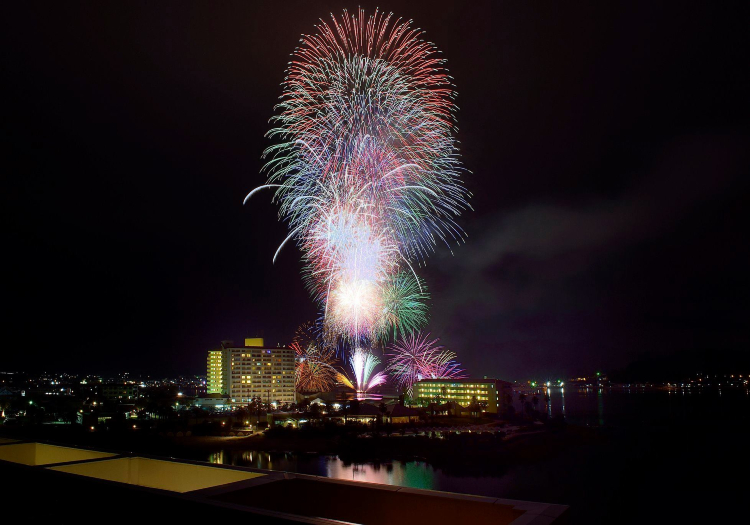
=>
[349,398,360,414]
[469,395,480,417]
[341,400,349,425]
[309,402,321,422]
[524,401,533,420]
[434,385,447,406]
[250,396,263,424]
[528,395,540,421]
[379,402,388,424]
[518,393,528,420]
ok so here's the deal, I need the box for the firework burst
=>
[246,9,469,349]
[337,347,387,398]
[387,332,465,397]
[292,322,338,392]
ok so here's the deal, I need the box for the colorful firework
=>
[292,322,338,392]
[246,9,469,348]
[387,332,465,397]
[379,272,430,340]
[337,347,387,398]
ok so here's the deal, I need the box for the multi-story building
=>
[207,349,227,395]
[101,383,139,400]
[206,338,296,406]
[412,378,513,414]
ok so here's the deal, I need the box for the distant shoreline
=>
[0,421,578,475]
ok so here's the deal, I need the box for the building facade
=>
[206,339,296,406]
[101,383,139,400]
[207,349,227,395]
[412,378,513,414]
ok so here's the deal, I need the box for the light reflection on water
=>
[539,387,750,427]
[207,389,750,500]
[209,449,509,496]
[209,450,441,490]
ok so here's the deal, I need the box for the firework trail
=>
[292,322,338,392]
[337,347,388,398]
[387,332,465,397]
[246,9,469,350]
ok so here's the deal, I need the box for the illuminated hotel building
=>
[413,378,513,414]
[207,349,227,395]
[206,339,296,406]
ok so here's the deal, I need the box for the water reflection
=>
[205,389,750,501]
[547,393,552,419]
[210,449,443,490]
[561,388,565,416]
[328,458,436,489]
[208,450,225,464]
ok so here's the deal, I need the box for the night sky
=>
[3,1,748,379]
